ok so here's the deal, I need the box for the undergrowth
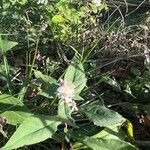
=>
[0,0,150,150]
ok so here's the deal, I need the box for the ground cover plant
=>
[0,0,150,150]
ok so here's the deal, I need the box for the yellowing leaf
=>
[125,120,134,140]
[52,15,65,24]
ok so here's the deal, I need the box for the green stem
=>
[0,35,12,94]
[18,37,39,101]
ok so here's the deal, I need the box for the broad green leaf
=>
[64,54,86,94]
[0,37,18,54]
[0,94,32,125]
[1,115,61,150]
[52,15,65,24]
[34,70,57,85]
[73,123,126,150]
[92,123,125,140]
[34,70,58,98]
[58,102,77,128]
[74,94,84,100]
[80,105,125,128]
[37,91,53,99]
[17,0,28,5]
[101,76,121,92]
[130,67,141,76]
[76,136,137,150]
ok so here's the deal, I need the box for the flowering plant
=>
[56,79,78,111]
[0,54,136,150]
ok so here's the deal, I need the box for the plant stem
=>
[0,35,12,94]
[18,37,39,101]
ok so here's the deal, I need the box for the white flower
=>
[37,0,48,5]
[56,79,75,101]
[71,100,78,111]
[56,79,78,111]
[92,0,102,6]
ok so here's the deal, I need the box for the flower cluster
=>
[37,0,48,5]
[92,0,102,6]
[56,79,78,111]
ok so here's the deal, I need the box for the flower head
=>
[56,79,78,111]
[37,0,48,5]
[92,0,102,6]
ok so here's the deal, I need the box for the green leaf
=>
[101,76,121,92]
[1,115,61,150]
[52,15,65,24]
[34,70,57,85]
[0,64,15,81]
[34,70,58,98]
[76,136,137,150]
[74,94,84,101]
[0,1,3,8]
[130,67,141,76]
[80,105,125,128]
[0,37,18,54]
[73,123,126,150]
[0,94,32,125]
[64,54,86,94]
[92,123,125,140]
[124,84,136,98]
[90,4,98,14]
[58,102,77,128]
[140,25,149,30]
[17,0,28,5]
